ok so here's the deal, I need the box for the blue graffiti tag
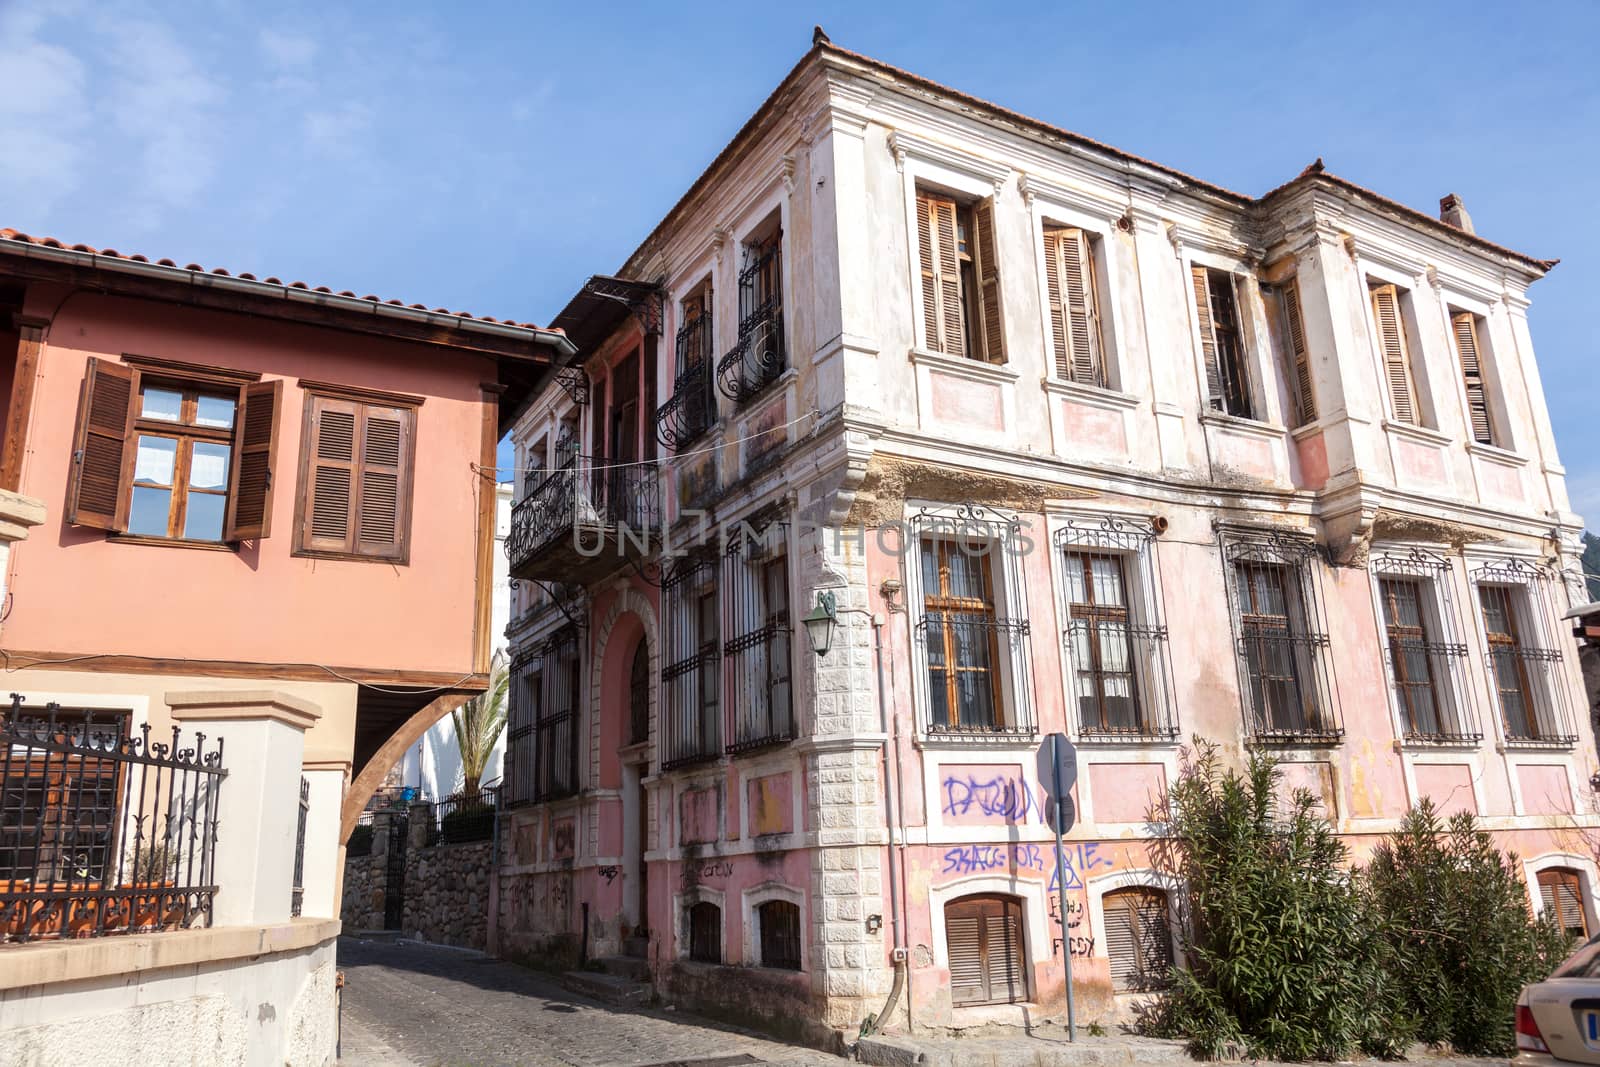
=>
[942,774,1043,823]
[939,841,1112,890]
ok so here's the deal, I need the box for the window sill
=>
[110,533,238,553]
[1381,419,1452,447]
[1393,734,1485,753]
[1041,378,1139,410]
[1198,412,1287,441]
[1466,441,1529,467]
[1072,732,1181,748]
[1497,738,1578,754]
[914,728,1039,750]
[909,346,1019,386]
[292,547,409,566]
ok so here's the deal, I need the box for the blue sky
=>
[4,0,1596,519]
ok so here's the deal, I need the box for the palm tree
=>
[452,654,509,797]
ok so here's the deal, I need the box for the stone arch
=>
[589,585,661,789]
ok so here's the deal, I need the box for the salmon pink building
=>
[497,34,1599,1050]
[0,228,570,1064]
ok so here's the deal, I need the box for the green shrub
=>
[1139,741,1410,1061]
[1365,800,1571,1056]
[347,824,374,857]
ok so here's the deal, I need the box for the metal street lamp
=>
[801,591,838,657]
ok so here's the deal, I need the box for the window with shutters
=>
[1368,280,1434,428]
[293,386,419,563]
[1538,868,1589,942]
[1268,278,1316,427]
[65,358,281,545]
[1190,266,1252,418]
[1043,225,1106,387]
[944,894,1027,1006]
[1449,309,1499,447]
[1102,887,1175,992]
[757,899,802,970]
[915,188,1005,363]
[1472,559,1576,747]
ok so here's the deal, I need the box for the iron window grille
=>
[1,697,226,943]
[662,553,723,769]
[504,628,582,806]
[291,775,309,918]
[687,900,721,963]
[1054,516,1177,741]
[1470,558,1576,748]
[718,236,786,403]
[655,307,717,449]
[504,649,540,808]
[1370,548,1482,744]
[1222,532,1342,744]
[758,898,802,970]
[723,520,794,754]
[628,639,651,747]
[907,505,1036,740]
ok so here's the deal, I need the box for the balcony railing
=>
[916,613,1037,740]
[1065,619,1179,741]
[1,697,227,943]
[1489,645,1578,747]
[1237,629,1343,743]
[655,359,715,449]
[718,305,786,403]
[425,785,500,844]
[505,454,660,577]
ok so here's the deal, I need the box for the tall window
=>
[916,189,1005,362]
[1043,226,1103,386]
[1369,549,1480,744]
[628,639,650,746]
[296,389,418,562]
[1192,265,1251,418]
[758,899,802,970]
[504,653,539,808]
[1380,579,1442,735]
[657,281,716,448]
[1538,868,1589,941]
[533,629,580,801]
[1275,278,1316,426]
[945,894,1025,1005]
[687,900,721,963]
[1057,517,1175,740]
[663,555,722,768]
[1475,574,1574,747]
[724,524,793,753]
[719,224,786,402]
[1369,281,1428,427]
[1103,887,1175,992]
[922,538,1002,732]
[1226,537,1339,742]
[66,358,279,543]
[1450,310,1497,446]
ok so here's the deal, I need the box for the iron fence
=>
[1,695,226,943]
[915,613,1037,739]
[428,786,500,845]
[291,776,309,918]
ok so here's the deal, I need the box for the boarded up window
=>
[945,894,1026,1005]
[1044,227,1103,386]
[295,390,417,562]
[1103,887,1174,992]
[1451,310,1495,446]
[1538,868,1589,941]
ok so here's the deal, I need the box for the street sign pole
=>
[1048,732,1077,1043]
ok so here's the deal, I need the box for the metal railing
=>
[1237,629,1343,743]
[505,453,661,570]
[427,786,500,845]
[291,776,308,918]
[1488,645,1578,747]
[717,305,785,402]
[1386,639,1483,743]
[1064,619,1179,741]
[662,649,723,770]
[1,696,227,943]
[916,613,1037,739]
[655,357,716,449]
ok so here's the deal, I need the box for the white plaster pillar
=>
[167,690,322,927]
[0,488,46,639]
[300,761,349,920]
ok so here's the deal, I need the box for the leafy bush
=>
[1139,741,1410,1061]
[347,824,374,857]
[1365,799,1571,1056]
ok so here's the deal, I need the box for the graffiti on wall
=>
[939,841,1111,891]
[551,818,575,860]
[941,766,1043,825]
[598,865,619,885]
[679,858,734,889]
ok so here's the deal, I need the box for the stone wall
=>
[401,837,492,950]
[340,847,384,931]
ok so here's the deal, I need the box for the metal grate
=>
[723,521,794,754]
[655,313,716,449]
[1472,558,1577,748]
[718,238,785,403]
[291,775,309,918]
[662,554,723,770]
[1370,548,1482,744]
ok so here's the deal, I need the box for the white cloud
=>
[259,28,318,68]
[304,103,373,157]
[0,13,90,215]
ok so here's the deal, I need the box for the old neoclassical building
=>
[496,32,1596,1046]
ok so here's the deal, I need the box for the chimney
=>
[1439,193,1475,235]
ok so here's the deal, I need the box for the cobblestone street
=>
[336,938,841,1067]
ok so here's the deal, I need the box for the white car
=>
[1517,935,1600,1063]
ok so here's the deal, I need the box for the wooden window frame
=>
[125,380,239,543]
[1479,583,1540,740]
[1192,265,1253,418]
[1450,309,1497,447]
[1277,278,1316,426]
[687,900,722,964]
[1378,577,1443,737]
[291,383,421,565]
[1538,868,1589,941]
[1063,551,1143,734]
[916,188,1005,364]
[921,537,1005,730]
[944,894,1027,1006]
[1369,281,1424,426]
[1235,560,1314,733]
[1043,225,1105,386]
[1103,886,1175,993]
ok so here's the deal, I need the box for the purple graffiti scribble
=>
[942,775,1043,822]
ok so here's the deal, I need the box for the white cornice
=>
[887,128,1012,191]
[1017,172,1123,220]
[1166,220,1264,264]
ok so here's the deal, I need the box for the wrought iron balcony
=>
[717,303,786,402]
[504,454,660,583]
[655,360,715,450]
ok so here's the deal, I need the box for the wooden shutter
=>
[983,900,1025,1002]
[1104,893,1140,990]
[916,191,964,357]
[355,404,414,559]
[1104,887,1173,991]
[1370,284,1417,423]
[66,358,135,530]
[224,379,281,541]
[945,895,1026,1005]
[301,395,358,552]
[1281,279,1315,425]
[1045,227,1101,384]
[1452,311,1493,445]
[945,901,988,1005]
[972,199,1005,363]
[1191,266,1224,409]
[1539,869,1589,938]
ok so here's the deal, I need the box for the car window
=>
[1553,936,1600,978]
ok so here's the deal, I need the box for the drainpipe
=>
[487,790,502,955]
[864,613,909,1036]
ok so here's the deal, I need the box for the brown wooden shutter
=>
[972,199,1005,363]
[1282,279,1315,425]
[355,404,413,559]
[1191,266,1224,409]
[302,395,359,552]
[1061,228,1101,384]
[1104,893,1140,990]
[224,379,281,541]
[983,900,1025,1002]
[1452,311,1493,445]
[916,191,940,351]
[66,358,135,530]
[945,902,988,1005]
[1104,887,1173,991]
[1370,284,1417,423]
[1044,229,1071,378]
[917,192,965,357]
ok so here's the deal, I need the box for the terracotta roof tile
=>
[0,227,551,329]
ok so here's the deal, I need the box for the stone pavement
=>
[336,936,841,1067]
